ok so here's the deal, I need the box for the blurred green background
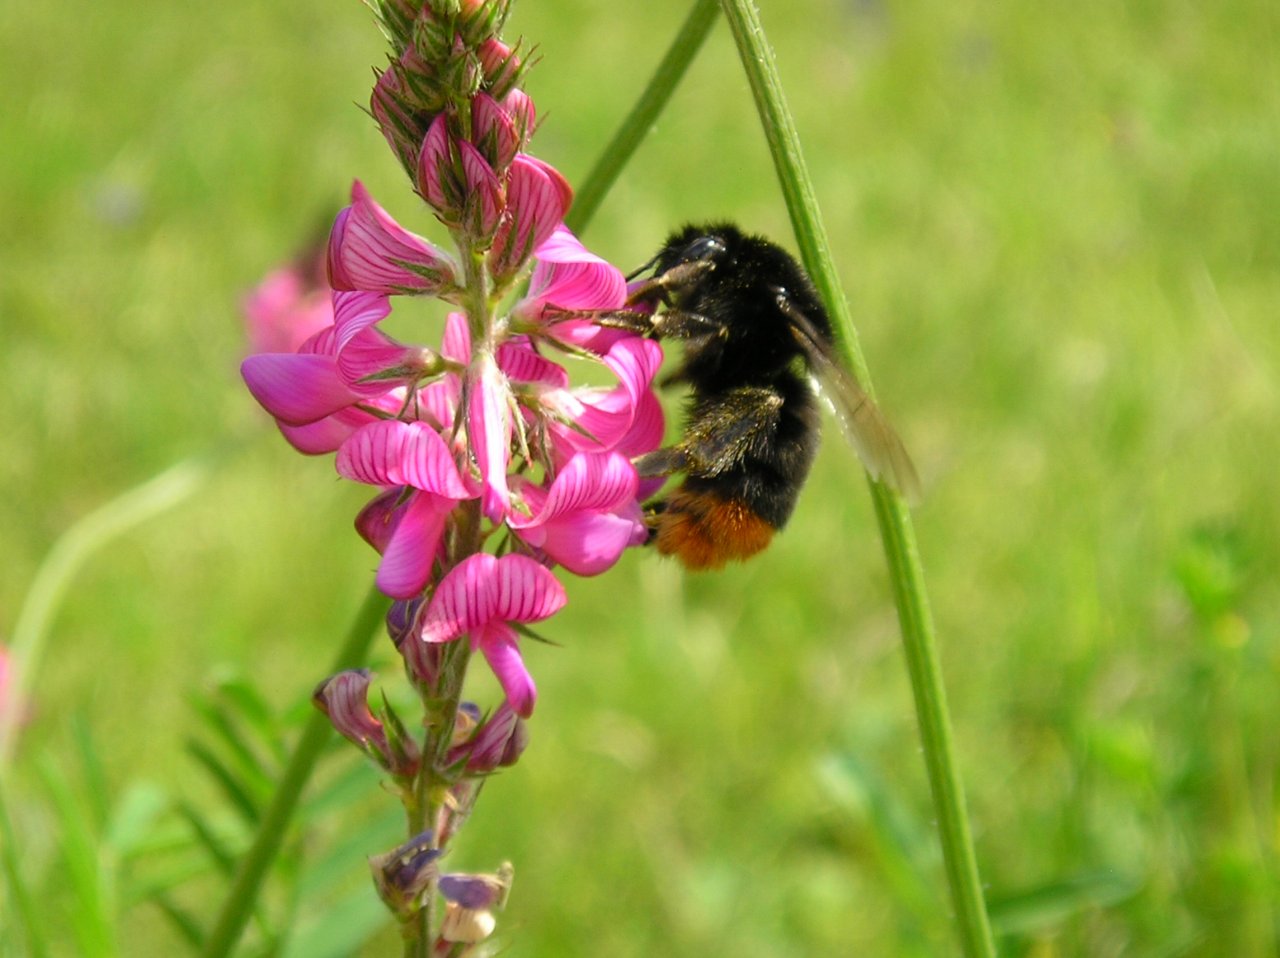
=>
[3,0,1278,955]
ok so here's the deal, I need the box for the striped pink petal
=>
[337,420,470,497]
[328,181,458,294]
[508,453,637,527]
[241,353,360,425]
[459,140,502,238]
[519,226,626,316]
[420,553,566,644]
[535,508,646,577]
[489,155,570,281]
[467,353,512,521]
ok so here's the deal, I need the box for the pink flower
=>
[243,262,333,355]
[418,554,566,716]
[327,181,459,295]
[509,452,647,575]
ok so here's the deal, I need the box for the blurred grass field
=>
[3,0,1279,954]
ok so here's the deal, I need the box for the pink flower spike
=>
[467,352,513,522]
[419,553,567,716]
[328,181,459,295]
[241,353,361,426]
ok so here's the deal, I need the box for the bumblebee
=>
[615,223,919,570]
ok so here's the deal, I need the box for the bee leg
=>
[589,310,657,334]
[651,309,725,341]
[625,259,715,306]
[634,446,689,478]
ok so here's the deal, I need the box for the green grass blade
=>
[36,756,117,958]
[715,2,996,955]
[0,781,51,958]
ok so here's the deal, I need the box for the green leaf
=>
[185,739,263,826]
[150,890,206,949]
[36,756,117,958]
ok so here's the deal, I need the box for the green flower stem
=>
[565,0,720,236]
[201,584,389,958]
[716,1,996,955]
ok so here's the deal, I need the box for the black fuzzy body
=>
[631,223,829,566]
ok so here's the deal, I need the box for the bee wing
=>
[784,305,922,504]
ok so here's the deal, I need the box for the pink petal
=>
[417,376,461,433]
[420,553,565,643]
[615,390,666,458]
[470,92,519,172]
[421,552,500,643]
[241,353,360,425]
[328,181,458,294]
[458,140,502,237]
[336,334,426,390]
[501,89,536,148]
[377,492,449,599]
[519,155,574,219]
[337,420,470,497]
[355,488,404,553]
[440,311,471,364]
[279,407,377,455]
[476,622,537,717]
[489,155,569,280]
[486,553,567,624]
[417,114,454,215]
[313,670,387,751]
[497,341,568,388]
[509,452,638,527]
[538,509,645,576]
[332,290,392,354]
[519,226,627,315]
[467,353,512,522]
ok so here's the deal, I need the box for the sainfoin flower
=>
[242,1,663,941]
[241,5,663,720]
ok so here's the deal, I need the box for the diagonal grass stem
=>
[715,0,997,954]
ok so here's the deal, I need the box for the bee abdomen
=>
[652,488,777,571]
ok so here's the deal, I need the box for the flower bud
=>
[369,830,441,916]
[313,670,419,776]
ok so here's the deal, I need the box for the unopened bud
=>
[369,830,441,916]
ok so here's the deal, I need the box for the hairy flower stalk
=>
[242,0,662,949]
